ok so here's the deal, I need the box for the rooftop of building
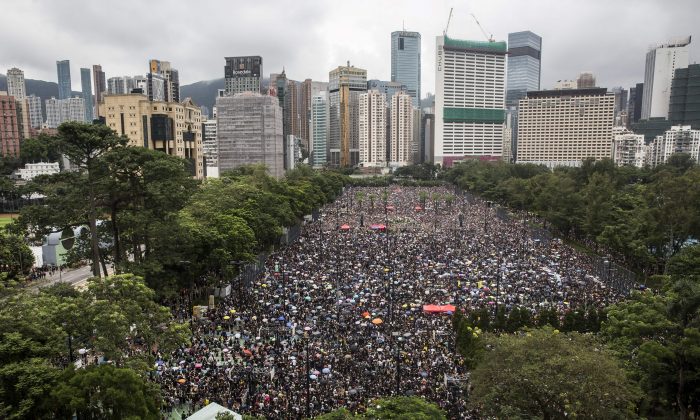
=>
[526,88,609,98]
[650,36,692,49]
[392,30,421,38]
[443,35,507,53]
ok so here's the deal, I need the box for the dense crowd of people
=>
[154,186,624,419]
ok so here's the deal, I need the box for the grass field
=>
[0,214,17,228]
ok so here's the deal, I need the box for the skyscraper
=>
[328,63,367,167]
[367,80,406,100]
[627,83,644,125]
[56,60,72,100]
[506,31,542,162]
[358,89,387,167]
[435,36,507,166]
[0,93,21,157]
[6,68,26,100]
[310,92,328,168]
[202,119,218,168]
[26,95,43,129]
[506,31,542,107]
[610,87,628,126]
[641,37,691,120]
[391,31,421,107]
[224,56,263,95]
[390,91,414,166]
[148,59,180,102]
[44,97,86,128]
[577,72,596,88]
[669,64,700,129]
[216,92,284,178]
[93,64,106,116]
[516,88,615,167]
[80,68,94,122]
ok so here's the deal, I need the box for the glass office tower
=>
[391,31,421,107]
[506,31,542,161]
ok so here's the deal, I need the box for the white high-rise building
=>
[612,128,646,167]
[310,92,328,168]
[641,37,691,120]
[516,88,615,168]
[435,36,507,166]
[390,92,414,166]
[358,89,387,167]
[26,95,43,129]
[6,68,26,100]
[45,96,86,128]
[647,125,700,167]
[202,119,218,167]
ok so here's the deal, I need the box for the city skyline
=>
[1,0,698,96]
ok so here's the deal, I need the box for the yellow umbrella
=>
[371,318,383,325]
[223,316,230,320]
[229,309,236,314]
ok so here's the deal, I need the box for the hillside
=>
[180,78,224,116]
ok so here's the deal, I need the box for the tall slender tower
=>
[80,68,94,122]
[328,63,367,167]
[56,60,72,100]
[435,36,507,166]
[390,91,414,166]
[92,64,106,117]
[358,89,387,167]
[391,31,421,107]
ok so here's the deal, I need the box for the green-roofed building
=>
[435,35,507,167]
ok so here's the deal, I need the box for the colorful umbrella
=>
[371,318,383,325]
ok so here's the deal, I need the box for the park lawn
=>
[0,215,16,228]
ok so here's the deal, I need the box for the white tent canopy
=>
[186,403,242,420]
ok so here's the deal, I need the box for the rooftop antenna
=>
[443,7,453,36]
[470,13,494,42]
[403,20,405,31]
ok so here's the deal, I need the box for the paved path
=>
[28,265,110,292]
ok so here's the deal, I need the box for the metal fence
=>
[233,220,306,292]
[592,256,638,295]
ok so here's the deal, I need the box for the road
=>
[28,265,111,292]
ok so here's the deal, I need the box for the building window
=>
[399,38,404,50]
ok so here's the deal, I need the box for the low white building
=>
[612,128,646,167]
[16,162,60,180]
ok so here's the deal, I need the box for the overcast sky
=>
[2,0,699,97]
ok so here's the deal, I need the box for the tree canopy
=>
[469,328,640,419]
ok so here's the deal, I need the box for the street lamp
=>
[392,331,411,394]
[179,260,193,319]
[230,260,248,306]
[303,325,313,418]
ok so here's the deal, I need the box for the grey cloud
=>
[1,0,698,95]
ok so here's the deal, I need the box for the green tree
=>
[363,396,447,419]
[51,122,127,276]
[52,365,161,420]
[0,232,34,282]
[603,283,700,418]
[19,134,62,165]
[81,274,189,363]
[470,328,640,419]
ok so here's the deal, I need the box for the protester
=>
[154,186,622,419]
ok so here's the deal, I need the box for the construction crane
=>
[470,13,494,42]
[443,8,453,36]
